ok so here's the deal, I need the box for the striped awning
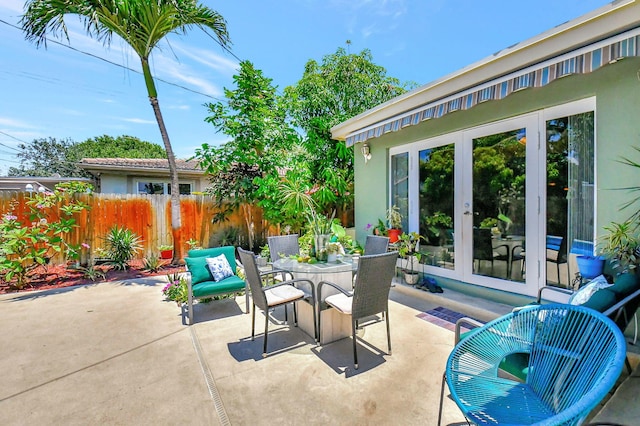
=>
[345,29,640,147]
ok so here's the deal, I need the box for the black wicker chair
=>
[364,235,390,255]
[317,251,398,369]
[267,234,300,262]
[238,247,317,357]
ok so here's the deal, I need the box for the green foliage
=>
[77,265,106,282]
[103,226,143,270]
[142,256,165,273]
[0,181,93,289]
[7,135,166,178]
[8,137,87,178]
[197,61,298,248]
[283,47,413,215]
[162,276,188,304]
[73,135,166,159]
[386,205,403,229]
[599,220,640,275]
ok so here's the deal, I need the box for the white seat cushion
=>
[325,293,353,315]
[265,285,305,306]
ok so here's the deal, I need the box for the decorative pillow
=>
[206,255,234,282]
[569,275,613,306]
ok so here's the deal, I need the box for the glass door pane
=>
[419,145,455,269]
[546,112,595,287]
[391,152,409,230]
[472,128,526,281]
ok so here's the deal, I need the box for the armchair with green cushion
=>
[184,246,249,325]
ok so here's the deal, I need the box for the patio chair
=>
[547,235,569,286]
[317,251,399,369]
[364,235,390,255]
[237,247,317,357]
[438,304,626,425]
[267,234,300,261]
[184,246,249,325]
[473,228,510,278]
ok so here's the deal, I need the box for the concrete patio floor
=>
[0,276,635,425]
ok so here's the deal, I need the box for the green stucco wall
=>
[354,58,640,245]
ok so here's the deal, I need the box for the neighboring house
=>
[0,176,92,192]
[331,1,640,298]
[78,158,208,195]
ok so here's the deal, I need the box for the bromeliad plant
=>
[0,181,93,289]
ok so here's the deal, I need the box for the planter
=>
[314,234,330,262]
[404,271,420,285]
[256,256,267,267]
[576,255,606,280]
[327,253,338,263]
[160,249,173,260]
[388,228,402,243]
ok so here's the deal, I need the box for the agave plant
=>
[103,226,143,270]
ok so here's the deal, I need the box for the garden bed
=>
[0,260,186,294]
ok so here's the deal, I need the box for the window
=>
[137,181,192,195]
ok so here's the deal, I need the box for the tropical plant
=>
[0,181,93,289]
[185,238,202,251]
[21,0,232,264]
[142,256,165,273]
[103,226,143,270]
[77,265,107,282]
[396,232,424,274]
[386,205,403,229]
[158,245,173,251]
[197,61,298,249]
[599,220,640,275]
[283,47,414,219]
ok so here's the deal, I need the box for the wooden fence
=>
[0,192,271,265]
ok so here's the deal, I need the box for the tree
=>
[284,47,414,222]
[8,137,86,177]
[195,61,299,250]
[8,135,166,178]
[21,0,231,264]
[73,135,166,159]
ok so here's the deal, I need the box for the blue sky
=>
[0,0,610,175]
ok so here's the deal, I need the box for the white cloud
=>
[121,117,156,124]
[167,104,190,110]
[0,117,33,129]
[150,53,223,97]
[171,41,239,75]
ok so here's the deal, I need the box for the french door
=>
[390,98,595,297]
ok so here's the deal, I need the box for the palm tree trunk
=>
[141,58,183,264]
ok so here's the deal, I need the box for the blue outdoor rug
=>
[416,306,479,332]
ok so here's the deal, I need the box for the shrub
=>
[103,226,143,270]
[0,182,93,289]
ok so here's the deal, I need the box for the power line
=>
[0,132,24,150]
[0,18,228,102]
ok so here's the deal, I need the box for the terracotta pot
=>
[388,228,402,243]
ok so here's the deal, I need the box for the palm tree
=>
[20,0,231,264]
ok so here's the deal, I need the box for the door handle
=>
[464,211,473,216]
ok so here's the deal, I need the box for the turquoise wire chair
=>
[438,304,626,425]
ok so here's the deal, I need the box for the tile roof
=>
[78,158,201,171]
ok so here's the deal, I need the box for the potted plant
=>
[326,242,342,263]
[397,232,424,285]
[257,244,270,266]
[158,244,173,260]
[598,219,640,275]
[386,205,403,243]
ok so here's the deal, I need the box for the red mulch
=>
[0,260,186,295]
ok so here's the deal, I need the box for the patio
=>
[0,276,636,425]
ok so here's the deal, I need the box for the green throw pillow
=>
[185,256,214,285]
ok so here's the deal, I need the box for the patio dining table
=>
[273,257,357,344]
